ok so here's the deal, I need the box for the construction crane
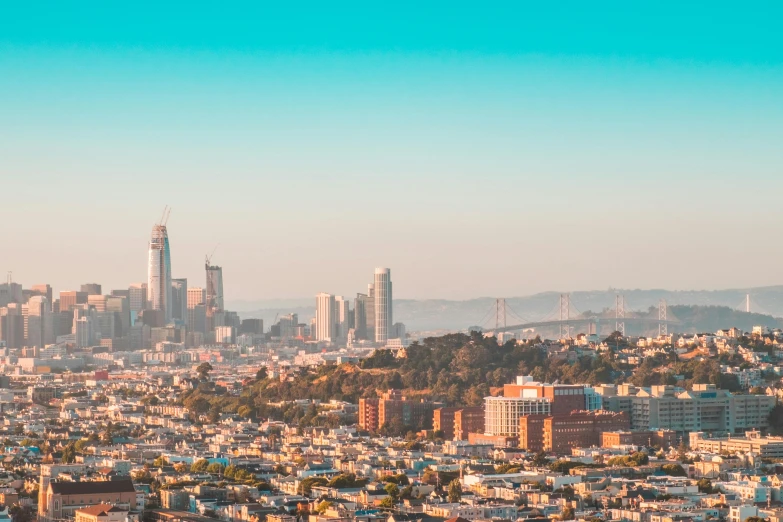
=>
[158,205,171,227]
[205,244,219,268]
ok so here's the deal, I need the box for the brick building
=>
[519,410,630,453]
[434,407,459,439]
[359,390,434,432]
[434,406,484,440]
[358,398,380,432]
[601,430,676,448]
[454,407,484,440]
[503,376,586,415]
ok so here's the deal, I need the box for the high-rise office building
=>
[87,294,108,312]
[81,283,102,295]
[278,313,298,339]
[59,291,88,312]
[187,287,206,309]
[354,290,375,341]
[148,223,173,323]
[26,296,54,348]
[0,282,23,307]
[315,292,336,342]
[31,285,53,308]
[128,283,147,312]
[0,303,24,348]
[374,268,392,344]
[240,318,264,335]
[106,295,130,337]
[187,305,207,335]
[205,264,223,333]
[171,278,188,325]
[335,296,352,340]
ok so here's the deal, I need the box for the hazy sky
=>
[2,2,783,301]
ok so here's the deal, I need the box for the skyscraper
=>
[335,296,352,340]
[148,221,172,323]
[171,278,188,325]
[187,287,206,309]
[81,283,102,295]
[26,296,53,348]
[59,290,87,312]
[374,268,392,344]
[205,263,223,332]
[315,292,336,342]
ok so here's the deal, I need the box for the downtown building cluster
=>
[0,217,240,357]
[313,268,406,347]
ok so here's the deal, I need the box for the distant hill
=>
[229,285,783,334]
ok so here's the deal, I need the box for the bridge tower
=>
[658,299,668,337]
[615,294,625,336]
[495,298,507,332]
[559,293,570,339]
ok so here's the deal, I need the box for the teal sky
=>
[1,2,782,301]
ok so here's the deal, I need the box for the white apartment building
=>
[484,396,551,436]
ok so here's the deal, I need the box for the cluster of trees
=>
[628,357,740,390]
[190,459,226,474]
[607,452,649,467]
[660,463,687,477]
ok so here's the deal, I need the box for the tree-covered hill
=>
[178,331,749,427]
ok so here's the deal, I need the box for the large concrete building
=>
[690,431,783,459]
[600,383,776,435]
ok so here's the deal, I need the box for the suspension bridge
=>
[473,294,677,338]
[475,292,773,338]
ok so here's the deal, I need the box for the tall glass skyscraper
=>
[148,224,172,323]
[374,267,392,344]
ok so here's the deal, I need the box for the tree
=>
[191,459,210,473]
[660,463,686,477]
[697,478,715,494]
[561,505,575,521]
[61,443,76,463]
[379,496,396,509]
[206,463,224,474]
[197,362,213,380]
[315,501,333,514]
[385,483,400,501]
[550,460,583,474]
[297,476,327,496]
[531,451,549,467]
[447,479,462,503]
[153,456,167,467]
[255,367,268,380]
[9,505,33,522]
